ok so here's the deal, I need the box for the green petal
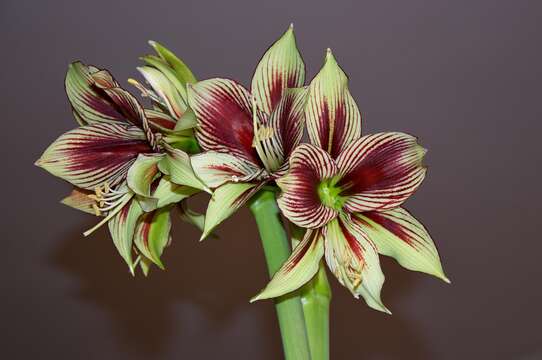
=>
[305,49,362,158]
[153,177,201,208]
[325,215,390,313]
[127,154,165,197]
[251,229,325,301]
[133,207,172,269]
[178,200,206,233]
[140,55,189,103]
[148,40,197,85]
[201,182,264,240]
[137,65,186,119]
[158,148,209,192]
[251,24,305,114]
[108,198,144,274]
[355,208,449,283]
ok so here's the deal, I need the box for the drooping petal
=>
[251,24,305,114]
[133,207,172,269]
[251,229,325,301]
[324,215,390,313]
[60,188,100,216]
[65,62,124,125]
[336,132,427,212]
[253,88,307,172]
[153,177,200,209]
[148,40,197,86]
[305,49,362,158]
[108,197,144,274]
[276,144,338,229]
[191,151,266,189]
[127,154,165,197]
[137,65,186,119]
[36,123,152,190]
[158,147,209,192]
[201,182,265,240]
[354,208,449,282]
[187,78,261,165]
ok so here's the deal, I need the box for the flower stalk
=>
[248,189,311,360]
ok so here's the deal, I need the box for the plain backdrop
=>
[3,0,541,359]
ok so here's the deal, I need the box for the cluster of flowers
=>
[36,26,448,312]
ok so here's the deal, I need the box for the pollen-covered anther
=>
[88,182,129,215]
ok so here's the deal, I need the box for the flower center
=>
[317,178,346,211]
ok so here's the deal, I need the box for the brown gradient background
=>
[3,0,541,359]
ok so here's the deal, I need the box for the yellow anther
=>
[92,203,102,216]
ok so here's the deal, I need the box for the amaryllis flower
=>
[187,25,307,239]
[36,58,208,274]
[252,50,449,313]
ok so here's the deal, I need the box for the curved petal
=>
[201,182,265,240]
[305,50,362,158]
[324,215,390,313]
[148,40,197,85]
[133,207,172,269]
[187,78,261,165]
[336,132,427,212]
[251,25,305,114]
[36,123,152,190]
[65,62,124,124]
[251,229,325,301]
[354,208,449,282]
[191,151,266,189]
[127,153,164,197]
[253,87,307,172]
[276,144,338,229]
[108,197,144,274]
[158,148,209,192]
[153,177,200,209]
[137,65,186,119]
[144,109,177,132]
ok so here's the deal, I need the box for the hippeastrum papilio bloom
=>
[187,25,307,239]
[252,49,449,313]
[36,56,208,275]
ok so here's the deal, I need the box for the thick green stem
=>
[249,189,311,360]
[291,225,332,360]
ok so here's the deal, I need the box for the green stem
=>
[249,189,311,360]
[291,226,332,360]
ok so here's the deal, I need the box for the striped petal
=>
[144,109,177,132]
[60,188,100,216]
[305,50,362,158]
[324,214,389,313]
[133,207,172,269]
[201,182,265,240]
[276,144,338,229]
[354,208,449,282]
[65,62,124,125]
[187,78,261,165]
[35,123,152,190]
[127,154,164,197]
[158,148,209,192]
[251,24,305,115]
[137,65,186,119]
[108,197,144,274]
[336,132,427,212]
[253,88,308,172]
[251,228,325,301]
[191,151,266,189]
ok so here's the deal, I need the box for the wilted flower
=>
[36,46,208,274]
[186,25,307,239]
[252,49,449,313]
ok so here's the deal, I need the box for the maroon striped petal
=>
[336,132,427,212]
[133,207,172,270]
[305,50,362,158]
[251,25,305,115]
[144,109,177,131]
[251,228,325,301]
[60,187,101,216]
[36,123,153,190]
[277,144,339,229]
[187,78,261,165]
[66,62,146,128]
[324,214,389,313]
